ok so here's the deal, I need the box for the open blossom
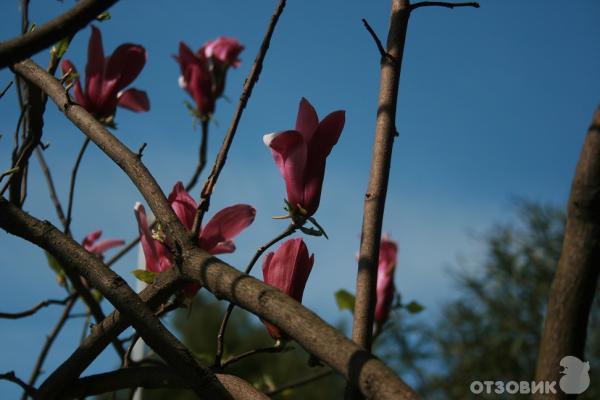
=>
[264,98,345,218]
[262,238,314,339]
[175,37,243,119]
[374,236,398,325]
[82,230,124,259]
[61,26,149,121]
[134,182,255,295]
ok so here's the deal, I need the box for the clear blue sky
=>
[0,0,599,396]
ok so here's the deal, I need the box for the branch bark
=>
[352,0,410,355]
[534,107,600,399]
[0,0,118,69]
[63,367,269,400]
[0,199,232,400]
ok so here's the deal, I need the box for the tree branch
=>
[0,371,37,399]
[0,0,118,69]
[534,107,600,399]
[63,367,269,400]
[265,368,333,397]
[0,294,74,319]
[409,1,480,10]
[0,200,232,400]
[352,0,410,359]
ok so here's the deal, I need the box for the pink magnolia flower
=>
[262,238,314,339]
[82,230,124,259]
[61,26,150,121]
[134,182,255,295]
[374,236,398,325]
[202,37,244,67]
[175,37,243,119]
[263,98,345,218]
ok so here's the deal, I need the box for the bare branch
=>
[185,119,209,192]
[534,107,600,399]
[191,0,287,235]
[0,0,118,69]
[0,294,74,319]
[64,137,91,235]
[265,368,334,397]
[0,371,37,398]
[409,1,480,10]
[0,81,12,99]
[63,367,269,400]
[35,148,67,227]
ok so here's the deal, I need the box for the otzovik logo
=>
[469,356,591,395]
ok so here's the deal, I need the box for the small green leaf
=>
[45,251,67,287]
[96,11,111,21]
[405,300,424,314]
[335,289,355,313]
[28,23,37,33]
[300,226,322,237]
[51,36,71,59]
[132,269,156,284]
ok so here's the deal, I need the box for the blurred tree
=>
[378,202,599,399]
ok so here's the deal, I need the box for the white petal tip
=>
[263,132,279,147]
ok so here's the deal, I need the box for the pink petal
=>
[82,229,102,252]
[264,130,308,210]
[295,98,319,139]
[202,37,244,67]
[100,43,146,109]
[90,238,125,255]
[118,88,150,112]
[134,203,172,273]
[61,60,89,109]
[85,26,105,107]
[199,204,256,254]
[167,182,197,231]
[309,110,345,160]
[209,240,236,255]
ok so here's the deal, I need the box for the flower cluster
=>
[134,182,255,296]
[175,37,244,120]
[61,26,150,123]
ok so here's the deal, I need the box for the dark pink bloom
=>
[134,182,255,295]
[264,98,345,217]
[202,37,244,67]
[262,238,314,339]
[374,236,398,325]
[61,26,149,121]
[175,42,215,119]
[82,230,124,259]
[175,37,243,119]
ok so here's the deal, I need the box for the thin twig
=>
[0,294,74,319]
[190,0,287,236]
[0,81,13,99]
[35,147,67,227]
[0,0,118,69]
[214,223,296,367]
[409,1,480,10]
[185,119,209,192]
[21,295,77,400]
[221,344,284,370]
[64,136,90,235]
[0,371,37,399]
[265,369,333,397]
[362,19,395,65]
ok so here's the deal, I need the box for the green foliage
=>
[334,289,355,313]
[132,269,156,284]
[379,202,599,399]
[403,301,424,314]
[45,251,67,288]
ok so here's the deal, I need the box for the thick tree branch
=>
[0,0,118,70]
[0,200,232,400]
[352,0,410,356]
[534,107,600,399]
[63,367,269,400]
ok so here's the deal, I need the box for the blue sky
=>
[1,0,599,396]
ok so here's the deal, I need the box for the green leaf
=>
[405,300,424,314]
[334,289,355,313]
[96,11,111,21]
[300,226,323,237]
[132,269,156,284]
[45,251,67,287]
[51,36,71,59]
